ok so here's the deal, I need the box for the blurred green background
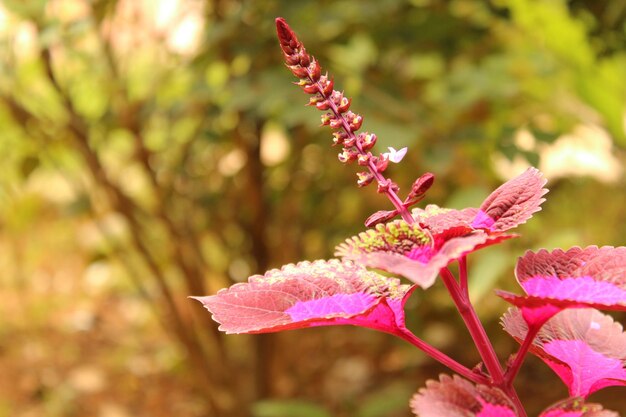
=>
[0,0,625,416]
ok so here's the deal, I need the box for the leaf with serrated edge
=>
[497,246,626,326]
[412,168,547,236]
[474,167,548,232]
[191,259,414,334]
[502,308,626,398]
[410,374,516,417]
[539,398,619,417]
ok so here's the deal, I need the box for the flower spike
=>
[275,17,427,224]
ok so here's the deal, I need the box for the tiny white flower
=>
[384,147,407,163]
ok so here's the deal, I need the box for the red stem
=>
[459,256,469,295]
[440,267,504,383]
[355,319,488,384]
[505,322,543,385]
[441,266,528,417]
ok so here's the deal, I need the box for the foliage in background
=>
[0,1,624,416]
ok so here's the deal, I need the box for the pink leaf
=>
[410,374,516,417]
[191,259,414,334]
[502,308,626,397]
[539,398,619,417]
[476,167,548,232]
[516,246,626,287]
[498,247,626,326]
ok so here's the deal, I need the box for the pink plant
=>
[191,18,625,416]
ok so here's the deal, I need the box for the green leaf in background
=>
[252,399,332,417]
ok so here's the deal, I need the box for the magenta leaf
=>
[191,259,414,334]
[539,398,619,417]
[502,308,626,397]
[336,222,494,288]
[497,246,626,326]
[410,374,516,417]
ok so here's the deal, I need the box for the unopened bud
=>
[309,60,321,81]
[343,135,356,147]
[329,118,343,129]
[349,114,363,131]
[321,75,334,95]
[337,96,351,113]
[316,101,331,110]
[357,171,374,187]
[307,95,322,106]
[299,52,310,68]
[407,172,435,201]
[376,154,389,172]
[289,65,308,78]
[338,149,357,163]
[357,153,372,166]
[332,132,346,146]
[360,133,377,150]
[302,83,318,94]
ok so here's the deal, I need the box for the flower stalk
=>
[276,17,419,225]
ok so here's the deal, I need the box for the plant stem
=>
[392,327,490,385]
[441,267,528,417]
[439,267,504,384]
[505,323,542,385]
[459,256,469,295]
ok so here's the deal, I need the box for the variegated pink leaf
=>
[497,246,626,326]
[474,167,548,232]
[191,260,414,334]
[410,374,516,417]
[539,398,619,417]
[412,168,547,236]
[502,308,626,398]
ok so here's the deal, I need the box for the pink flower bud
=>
[357,153,372,166]
[320,113,331,126]
[289,65,308,78]
[360,133,377,150]
[307,95,322,106]
[406,172,435,203]
[349,114,363,131]
[336,97,351,113]
[320,75,334,95]
[332,132,346,146]
[309,60,321,81]
[299,52,310,68]
[302,83,318,94]
[284,53,300,65]
[343,135,356,147]
[329,118,343,129]
[338,149,357,163]
[357,171,374,187]
[377,179,393,193]
[316,101,331,110]
[376,154,389,172]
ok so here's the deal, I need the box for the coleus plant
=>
[192,18,626,417]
